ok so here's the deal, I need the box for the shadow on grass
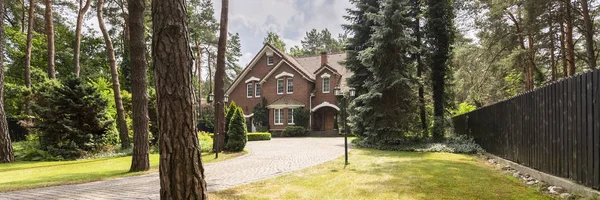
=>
[0,157,129,173]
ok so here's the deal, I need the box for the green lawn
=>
[0,151,246,192]
[210,149,550,200]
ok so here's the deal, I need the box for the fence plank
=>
[586,72,593,187]
[594,69,600,189]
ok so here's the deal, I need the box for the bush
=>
[282,126,309,137]
[292,109,310,128]
[252,98,269,131]
[224,101,237,145]
[198,132,213,153]
[353,135,484,154]
[226,108,247,152]
[13,134,63,161]
[32,76,115,159]
[247,132,271,141]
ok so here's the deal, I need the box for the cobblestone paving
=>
[0,137,347,200]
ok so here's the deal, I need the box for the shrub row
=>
[247,132,271,141]
[281,126,309,137]
[353,135,484,154]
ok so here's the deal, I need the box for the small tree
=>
[292,108,310,128]
[224,101,237,145]
[226,107,247,152]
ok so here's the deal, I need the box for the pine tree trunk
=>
[44,0,55,79]
[413,0,427,138]
[196,43,203,119]
[152,0,208,197]
[580,0,596,69]
[74,0,91,77]
[24,0,33,115]
[98,0,130,149]
[565,0,576,75]
[128,0,149,172]
[213,0,229,152]
[560,17,568,77]
[0,0,14,163]
[527,33,535,89]
[549,15,557,81]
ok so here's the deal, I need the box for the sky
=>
[211,0,353,67]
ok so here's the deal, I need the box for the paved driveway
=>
[0,137,347,200]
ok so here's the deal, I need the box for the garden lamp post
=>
[334,87,355,166]
[224,95,229,104]
[207,93,219,159]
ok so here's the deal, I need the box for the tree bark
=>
[196,42,203,120]
[527,32,535,89]
[128,0,149,172]
[24,0,33,116]
[20,0,24,32]
[507,10,531,90]
[580,0,596,69]
[0,0,14,163]
[560,15,568,77]
[44,0,55,79]
[98,0,130,149]
[413,0,427,138]
[213,0,229,152]
[152,0,208,197]
[549,14,557,81]
[74,0,91,77]
[565,0,576,76]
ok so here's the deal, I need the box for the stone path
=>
[0,137,347,200]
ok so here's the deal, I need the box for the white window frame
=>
[247,83,253,98]
[255,83,261,97]
[287,109,294,125]
[286,78,294,94]
[267,56,274,66]
[277,78,284,94]
[274,109,283,125]
[322,77,330,93]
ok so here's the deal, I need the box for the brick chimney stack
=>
[320,51,328,66]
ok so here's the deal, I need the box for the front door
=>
[312,110,324,131]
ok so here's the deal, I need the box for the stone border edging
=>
[484,153,600,199]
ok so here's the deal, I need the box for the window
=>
[287,109,294,125]
[322,77,330,93]
[255,83,261,97]
[287,78,294,93]
[277,78,284,94]
[274,109,283,125]
[247,83,253,98]
[267,56,274,65]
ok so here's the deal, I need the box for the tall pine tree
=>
[426,0,454,141]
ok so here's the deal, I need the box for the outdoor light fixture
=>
[349,87,356,97]
[334,87,342,97]
[224,95,229,103]
[208,93,214,103]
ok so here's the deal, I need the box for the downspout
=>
[309,92,314,131]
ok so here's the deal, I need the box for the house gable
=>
[226,44,283,95]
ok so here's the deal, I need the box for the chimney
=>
[320,51,328,66]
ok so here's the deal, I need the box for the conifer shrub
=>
[224,101,237,145]
[226,108,247,152]
[32,76,115,159]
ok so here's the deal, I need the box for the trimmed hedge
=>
[282,126,309,137]
[247,132,271,141]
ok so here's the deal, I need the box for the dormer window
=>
[267,56,274,65]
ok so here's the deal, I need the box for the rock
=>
[488,159,497,164]
[559,193,571,199]
[513,172,521,178]
[548,186,565,195]
[502,165,511,170]
[526,181,536,185]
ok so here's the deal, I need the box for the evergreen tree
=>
[225,32,242,88]
[263,32,286,52]
[350,0,419,146]
[426,0,455,141]
[226,107,247,152]
[224,101,236,145]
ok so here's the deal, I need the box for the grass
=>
[0,151,247,192]
[210,149,550,200]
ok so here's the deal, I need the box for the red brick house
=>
[226,43,350,133]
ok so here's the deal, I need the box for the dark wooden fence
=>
[453,69,600,190]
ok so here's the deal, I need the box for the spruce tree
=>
[426,0,455,141]
[226,107,247,152]
[224,101,237,145]
[351,0,419,146]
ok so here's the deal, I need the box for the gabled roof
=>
[264,43,315,80]
[294,53,351,90]
[260,59,314,84]
[225,44,283,95]
[267,97,305,109]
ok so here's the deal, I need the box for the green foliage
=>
[31,76,116,159]
[226,33,242,88]
[226,108,247,152]
[263,32,287,52]
[282,126,309,137]
[252,97,269,131]
[300,28,345,55]
[4,83,32,118]
[199,105,215,132]
[224,101,237,144]
[247,132,272,141]
[148,88,159,145]
[198,132,214,153]
[292,108,310,128]
[13,134,63,161]
[453,102,476,117]
[353,135,484,154]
